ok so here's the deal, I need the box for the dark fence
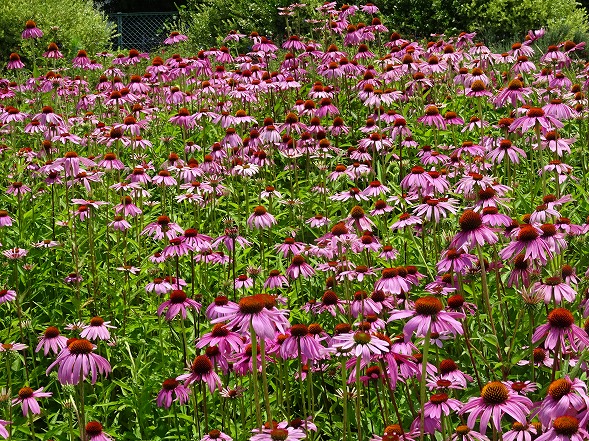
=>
[110,12,179,52]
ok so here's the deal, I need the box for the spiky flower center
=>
[517,225,539,241]
[429,393,449,404]
[253,206,267,216]
[548,378,572,400]
[547,308,574,328]
[18,387,34,399]
[270,429,289,440]
[353,331,371,344]
[162,379,179,390]
[89,316,104,326]
[290,324,309,337]
[322,290,339,305]
[459,210,482,232]
[44,326,60,338]
[69,339,93,355]
[553,415,579,436]
[191,355,213,375]
[439,359,457,374]
[414,297,443,316]
[238,296,264,314]
[481,381,509,404]
[85,422,103,436]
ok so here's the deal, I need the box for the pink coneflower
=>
[6,182,32,197]
[280,324,326,362]
[509,107,563,133]
[532,307,589,351]
[234,274,253,290]
[12,386,51,416]
[275,237,305,258]
[43,42,63,59]
[264,270,289,289]
[80,317,116,341]
[375,267,411,295]
[2,248,28,260]
[46,338,111,384]
[36,326,67,355]
[286,255,315,280]
[196,323,244,355]
[389,296,465,338]
[0,289,16,304]
[499,224,552,264]
[538,376,589,425]
[536,415,588,441]
[451,210,498,251]
[212,294,289,340]
[459,381,532,434]
[157,290,201,321]
[533,276,576,304]
[164,31,188,44]
[0,420,9,439]
[487,139,526,164]
[0,211,12,227]
[201,429,233,440]
[177,355,222,393]
[142,216,184,241]
[7,53,25,70]
[250,427,306,441]
[156,378,190,408]
[247,206,277,229]
[413,197,458,223]
[85,421,114,441]
[418,105,447,130]
[331,329,389,362]
[437,248,477,275]
[22,20,43,39]
[450,425,490,441]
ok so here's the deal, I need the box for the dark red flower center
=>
[547,308,574,328]
[191,355,213,375]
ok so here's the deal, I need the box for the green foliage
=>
[466,0,589,45]
[177,0,323,49]
[0,0,114,64]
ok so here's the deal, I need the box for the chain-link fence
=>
[110,12,179,52]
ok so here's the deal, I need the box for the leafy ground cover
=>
[1,4,589,441]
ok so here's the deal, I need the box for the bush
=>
[0,0,114,67]
[465,0,589,45]
[177,0,323,50]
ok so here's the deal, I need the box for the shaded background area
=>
[99,0,186,12]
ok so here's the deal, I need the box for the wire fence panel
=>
[110,12,179,52]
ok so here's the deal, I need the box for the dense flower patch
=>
[1,4,589,441]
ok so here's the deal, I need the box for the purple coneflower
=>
[532,307,589,351]
[156,378,190,408]
[85,421,114,441]
[389,296,465,338]
[157,290,201,321]
[177,355,222,393]
[459,381,532,434]
[201,429,233,440]
[80,317,116,341]
[538,376,589,426]
[0,289,16,304]
[46,338,111,384]
[536,415,588,441]
[36,326,67,355]
[247,206,277,229]
[12,386,52,416]
[451,210,498,251]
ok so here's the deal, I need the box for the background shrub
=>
[0,0,114,66]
